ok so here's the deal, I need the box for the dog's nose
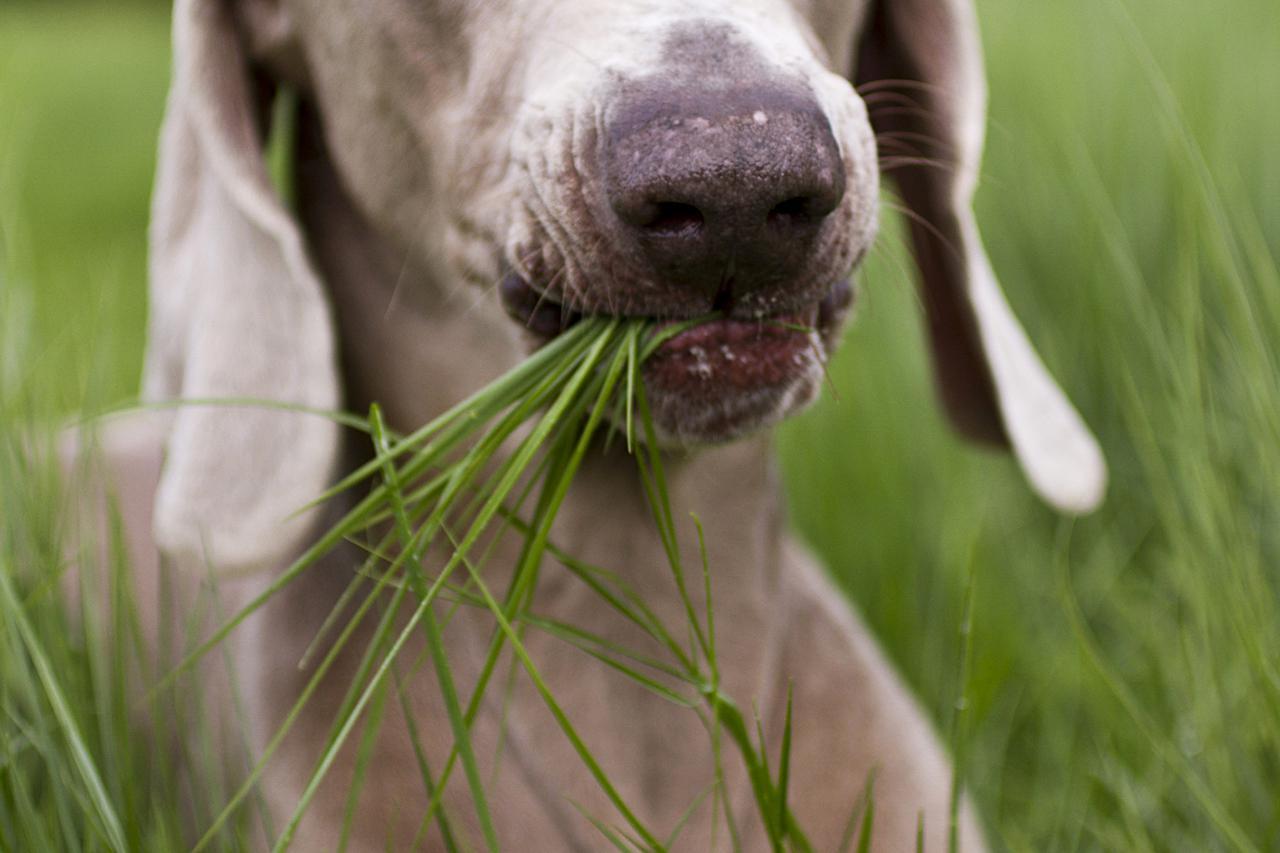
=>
[603,83,846,307]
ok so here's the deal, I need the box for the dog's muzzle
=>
[502,73,861,443]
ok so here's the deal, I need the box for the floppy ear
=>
[855,0,1106,513]
[143,0,341,574]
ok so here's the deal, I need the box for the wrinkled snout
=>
[502,15,879,441]
[604,82,847,308]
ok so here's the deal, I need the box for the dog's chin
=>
[499,275,853,446]
[640,311,830,445]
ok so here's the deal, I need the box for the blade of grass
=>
[519,614,694,686]
[777,684,794,845]
[445,531,662,849]
[837,771,876,853]
[371,404,499,853]
[665,780,717,850]
[0,561,127,851]
[336,674,390,853]
[570,799,642,853]
[391,664,460,853]
[948,546,978,853]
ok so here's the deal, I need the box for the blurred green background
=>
[2,0,1277,849]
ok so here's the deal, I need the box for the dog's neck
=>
[295,118,789,699]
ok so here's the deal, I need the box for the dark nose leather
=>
[603,82,846,308]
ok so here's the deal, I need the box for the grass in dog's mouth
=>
[498,271,851,345]
[133,315,834,851]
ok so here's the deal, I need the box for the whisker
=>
[384,248,416,322]
[874,129,948,150]
[874,137,929,158]
[855,78,950,97]
[877,156,956,175]
[864,105,938,125]
[877,191,967,269]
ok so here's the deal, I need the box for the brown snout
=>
[603,82,846,310]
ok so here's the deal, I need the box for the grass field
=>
[2,0,1278,849]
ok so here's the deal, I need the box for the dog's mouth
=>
[499,275,854,443]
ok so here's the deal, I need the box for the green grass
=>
[782,1,1280,848]
[2,0,1279,849]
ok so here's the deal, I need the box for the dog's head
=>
[146,0,1106,574]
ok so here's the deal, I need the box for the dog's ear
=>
[144,0,340,574]
[855,0,1106,513]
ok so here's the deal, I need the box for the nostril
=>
[642,202,705,237]
[767,196,818,230]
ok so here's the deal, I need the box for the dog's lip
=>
[497,273,852,345]
[641,310,818,393]
[498,273,583,338]
[499,275,852,438]
[653,279,852,353]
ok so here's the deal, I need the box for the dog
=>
[68,0,1107,849]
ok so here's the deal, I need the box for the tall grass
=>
[2,0,1278,849]
[782,0,1280,848]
